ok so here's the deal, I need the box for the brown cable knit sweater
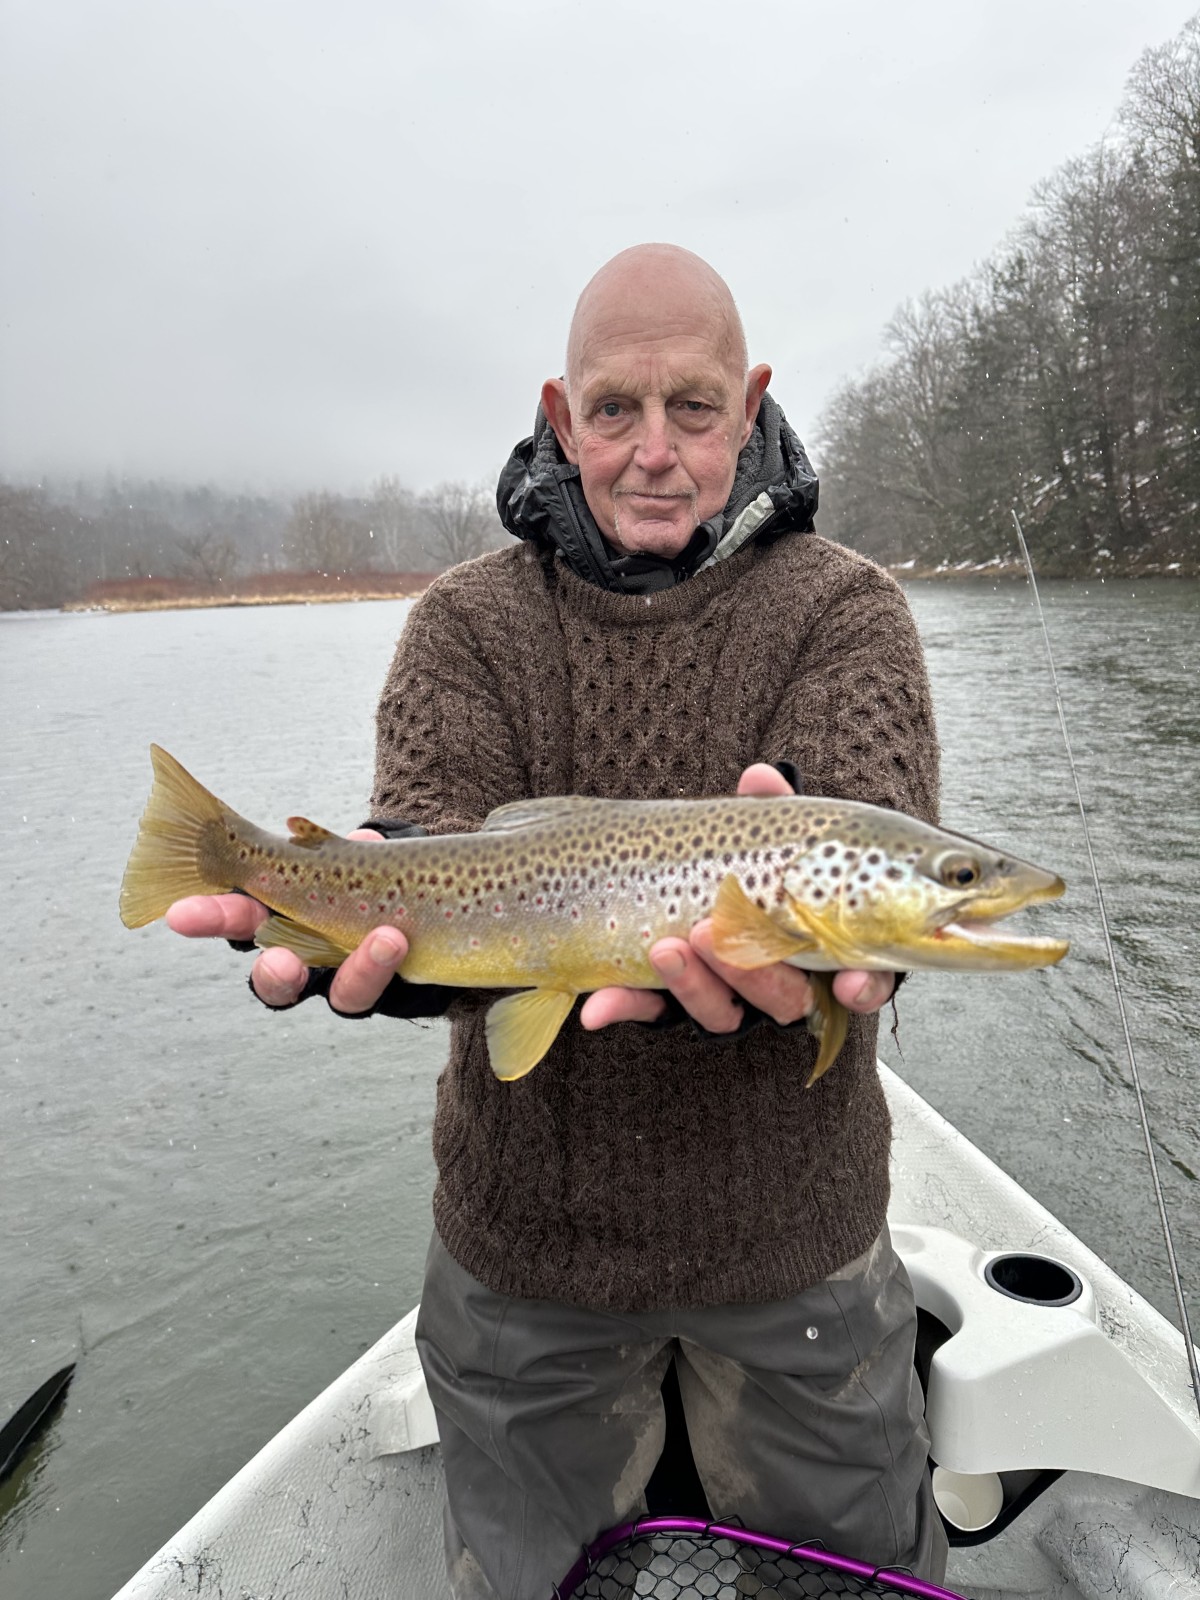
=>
[371,532,940,1312]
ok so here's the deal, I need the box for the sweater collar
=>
[495,391,819,595]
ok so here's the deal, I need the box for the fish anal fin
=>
[255,915,350,968]
[287,816,339,848]
[709,875,816,970]
[485,989,576,1081]
[803,972,849,1087]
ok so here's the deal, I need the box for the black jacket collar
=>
[495,392,819,595]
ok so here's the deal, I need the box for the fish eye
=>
[936,852,981,888]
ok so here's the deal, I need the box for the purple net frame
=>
[556,1516,970,1600]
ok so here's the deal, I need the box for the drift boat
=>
[109,1064,1200,1600]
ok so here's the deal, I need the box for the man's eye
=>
[599,401,623,418]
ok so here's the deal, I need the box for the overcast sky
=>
[2,0,1197,494]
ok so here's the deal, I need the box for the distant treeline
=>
[816,17,1200,577]
[0,475,507,610]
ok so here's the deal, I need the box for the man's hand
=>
[578,764,895,1035]
[165,829,409,1014]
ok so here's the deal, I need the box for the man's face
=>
[543,321,770,560]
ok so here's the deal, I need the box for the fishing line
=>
[1011,508,1200,1422]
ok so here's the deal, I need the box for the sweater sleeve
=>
[370,578,531,835]
[759,564,940,826]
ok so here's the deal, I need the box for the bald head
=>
[565,244,748,396]
[541,244,771,560]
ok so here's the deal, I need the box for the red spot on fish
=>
[358,901,369,913]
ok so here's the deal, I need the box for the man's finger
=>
[648,938,745,1034]
[327,927,409,1015]
[687,920,814,1026]
[580,988,667,1030]
[166,893,268,942]
[252,946,310,1008]
[737,763,794,798]
[833,969,896,1014]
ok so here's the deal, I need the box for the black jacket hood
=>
[495,391,819,595]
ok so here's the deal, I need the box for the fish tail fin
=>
[804,973,849,1087]
[119,745,235,927]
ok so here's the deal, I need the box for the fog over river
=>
[1,579,1196,1599]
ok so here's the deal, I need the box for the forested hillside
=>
[816,18,1200,576]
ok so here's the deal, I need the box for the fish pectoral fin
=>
[254,916,350,968]
[485,989,576,1082]
[286,816,340,848]
[803,972,849,1088]
[709,875,817,969]
[781,891,865,970]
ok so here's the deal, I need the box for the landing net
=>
[557,1518,969,1600]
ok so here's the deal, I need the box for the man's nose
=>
[632,407,677,474]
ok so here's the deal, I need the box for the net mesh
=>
[562,1525,964,1600]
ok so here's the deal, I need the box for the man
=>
[170,244,946,1597]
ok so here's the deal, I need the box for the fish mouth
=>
[932,920,1070,960]
[948,870,1066,925]
[925,873,1069,967]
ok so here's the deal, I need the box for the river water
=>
[1,579,1196,1599]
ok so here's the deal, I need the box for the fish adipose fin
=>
[120,745,232,928]
[486,989,577,1081]
[286,816,340,848]
[255,916,350,967]
[709,875,817,968]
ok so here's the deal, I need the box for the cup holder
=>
[984,1253,1083,1307]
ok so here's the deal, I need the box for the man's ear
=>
[541,377,579,464]
[741,364,772,447]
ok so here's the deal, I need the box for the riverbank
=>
[63,570,440,613]
[54,555,1197,612]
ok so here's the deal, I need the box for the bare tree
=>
[175,528,241,587]
[286,491,370,573]
[0,484,72,608]
[367,475,423,570]
[419,480,505,568]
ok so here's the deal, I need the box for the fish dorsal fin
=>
[287,816,339,848]
[709,875,817,969]
[480,796,596,833]
[485,989,576,1080]
[254,915,350,968]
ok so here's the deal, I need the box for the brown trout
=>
[121,745,1068,1083]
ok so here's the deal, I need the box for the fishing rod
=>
[1011,508,1200,1424]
